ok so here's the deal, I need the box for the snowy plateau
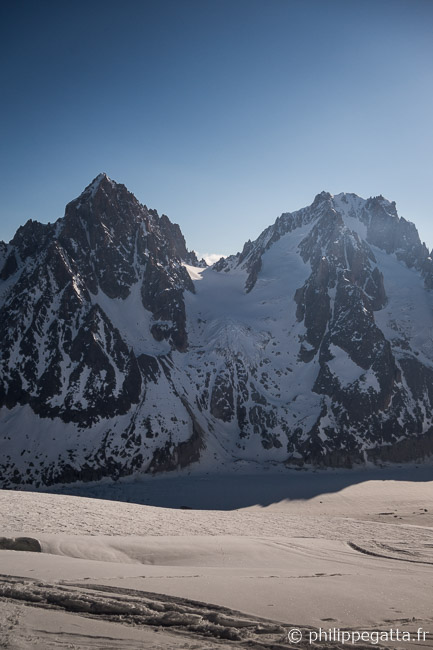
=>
[1,173,433,488]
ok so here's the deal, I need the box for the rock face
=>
[1,179,433,487]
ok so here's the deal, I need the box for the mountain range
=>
[1,173,433,488]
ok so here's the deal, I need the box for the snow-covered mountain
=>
[1,175,433,487]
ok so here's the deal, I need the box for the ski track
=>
[1,482,433,649]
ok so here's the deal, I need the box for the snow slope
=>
[1,471,433,648]
[2,180,433,487]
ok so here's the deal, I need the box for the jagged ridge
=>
[1,179,433,487]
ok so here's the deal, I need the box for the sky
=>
[1,0,433,258]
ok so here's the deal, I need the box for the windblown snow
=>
[1,471,433,649]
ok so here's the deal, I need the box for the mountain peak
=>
[81,172,115,199]
[2,178,433,485]
[64,173,138,227]
[312,191,332,206]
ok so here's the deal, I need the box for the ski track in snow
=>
[1,476,433,649]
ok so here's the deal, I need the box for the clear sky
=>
[1,0,433,259]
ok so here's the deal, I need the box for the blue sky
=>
[1,0,433,258]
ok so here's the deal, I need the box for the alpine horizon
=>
[1,173,433,488]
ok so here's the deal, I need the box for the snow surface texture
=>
[1,177,433,487]
[0,471,433,648]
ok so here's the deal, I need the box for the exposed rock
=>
[0,537,42,552]
[1,180,433,487]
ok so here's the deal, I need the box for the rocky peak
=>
[1,173,200,356]
[10,219,54,259]
[220,190,430,296]
[80,172,114,197]
[366,194,398,217]
[63,173,142,236]
[61,175,198,267]
[312,190,333,206]
[364,196,428,269]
